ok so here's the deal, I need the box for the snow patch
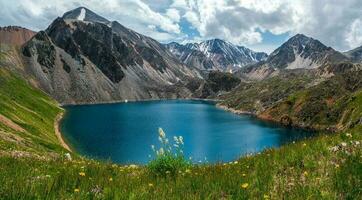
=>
[77,8,86,21]
[286,50,318,69]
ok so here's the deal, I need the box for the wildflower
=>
[166,171,170,174]
[158,148,164,155]
[241,183,249,189]
[335,164,340,168]
[79,172,86,177]
[74,188,80,193]
[303,143,307,147]
[158,128,166,138]
[179,136,184,145]
[65,153,72,161]
[173,136,179,143]
[242,173,246,177]
[303,171,308,176]
[346,133,352,138]
[341,142,347,147]
[109,177,113,182]
[234,161,238,164]
[263,194,270,199]
[185,169,191,173]
[148,183,154,187]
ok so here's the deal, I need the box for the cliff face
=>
[0,26,36,46]
[21,7,203,104]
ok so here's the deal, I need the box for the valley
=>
[0,5,361,199]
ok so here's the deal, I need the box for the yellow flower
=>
[148,183,154,187]
[263,194,270,199]
[335,164,340,168]
[241,183,249,189]
[242,173,246,177]
[74,188,80,192]
[185,169,191,173]
[303,143,307,147]
[79,172,86,177]
[303,171,308,176]
[109,177,113,182]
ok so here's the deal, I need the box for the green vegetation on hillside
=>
[261,70,362,130]
[0,68,64,155]
[221,72,316,112]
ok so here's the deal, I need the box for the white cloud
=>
[346,19,362,48]
[166,8,181,22]
[1,0,362,52]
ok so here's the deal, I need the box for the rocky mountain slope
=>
[239,34,349,80]
[344,45,362,62]
[165,39,267,71]
[0,26,36,46]
[221,61,362,131]
[21,7,203,104]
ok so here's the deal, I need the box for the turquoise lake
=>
[61,100,314,164]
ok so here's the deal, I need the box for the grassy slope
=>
[0,53,361,198]
[221,72,316,113]
[0,127,360,199]
[261,70,362,130]
[0,67,64,155]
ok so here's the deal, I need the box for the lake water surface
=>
[61,100,314,164]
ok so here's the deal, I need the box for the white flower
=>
[346,133,352,137]
[173,136,179,143]
[159,148,164,155]
[158,128,166,138]
[65,153,72,161]
[341,142,347,147]
[179,136,184,145]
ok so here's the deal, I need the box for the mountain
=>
[344,46,362,62]
[239,34,349,80]
[0,26,36,46]
[21,7,203,104]
[267,34,348,69]
[165,39,267,71]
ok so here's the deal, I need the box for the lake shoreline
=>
[60,98,221,106]
[216,103,322,133]
[54,112,72,152]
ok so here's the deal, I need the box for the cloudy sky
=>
[1,0,362,53]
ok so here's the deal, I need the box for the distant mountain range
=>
[20,7,205,104]
[165,39,268,71]
[2,7,362,104]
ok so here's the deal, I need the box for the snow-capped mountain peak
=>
[62,7,110,24]
[165,39,267,71]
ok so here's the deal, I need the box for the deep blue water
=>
[61,100,314,164]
